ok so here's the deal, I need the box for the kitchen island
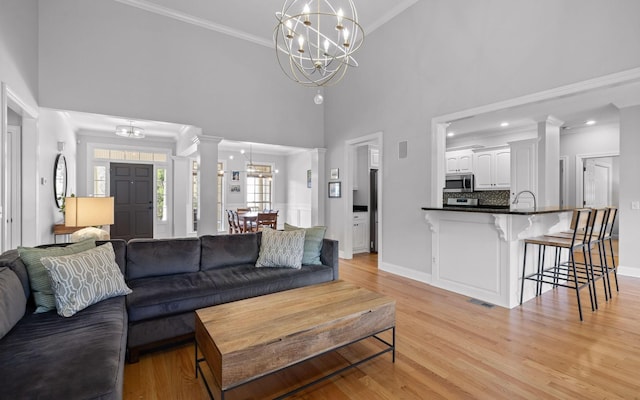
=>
[421,206,576,308]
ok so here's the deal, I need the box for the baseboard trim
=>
[380,261,432,284]
[618,265,640,279]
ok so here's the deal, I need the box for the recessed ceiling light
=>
[447,132,455,137]
[585,120,596,126]
[500,122,509,127]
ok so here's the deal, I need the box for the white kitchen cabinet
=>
[353,212,369,253]
[509,139,538,209]
[473,148,510,190]
[445,149,473,173]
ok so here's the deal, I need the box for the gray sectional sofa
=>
[0,232,338,400]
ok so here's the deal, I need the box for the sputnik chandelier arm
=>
[274,0,364,87]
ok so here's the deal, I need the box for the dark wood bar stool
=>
[544,207,610,306]
[520,208,594,320]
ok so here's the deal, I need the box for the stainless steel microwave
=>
[444,173,475,192]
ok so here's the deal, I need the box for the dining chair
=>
[226,210,235,234]
[256,212,278,230]
[230,210,244,234]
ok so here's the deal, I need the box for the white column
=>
[618,104,640,276]
[172,156,190,237]
[311,148,326,226]
[537,116,563,207]
[197,135,222,236]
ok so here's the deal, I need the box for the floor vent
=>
[469,298,495,308]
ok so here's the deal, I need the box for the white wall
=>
[619,105,640,275]
[0,0,38,110]
[324,0,640,276]
[37,0,324,149]
[36,109,78,243]
[559,122,620,207]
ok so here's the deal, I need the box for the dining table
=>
[237,211,258,232]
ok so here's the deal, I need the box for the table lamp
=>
[64,197,115,242]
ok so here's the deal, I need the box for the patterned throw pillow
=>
[283,223,327,265]
[40,243,131,317]
[256,227,306,269]
[18,239,96,313]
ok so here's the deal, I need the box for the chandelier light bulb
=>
[336,8,344,29]
[314,90,324,105]
[343,28,350,47]
[285,20,294,38]
[303,4,311,25]
[297,35,305,52]
[323,39,330,54]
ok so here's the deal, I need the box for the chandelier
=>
[274,0,364,87]
[115,121,145,139]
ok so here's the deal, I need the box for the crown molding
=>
[113,0,272,48]
[364,0,419,33]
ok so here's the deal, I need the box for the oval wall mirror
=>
[54,154,67,209]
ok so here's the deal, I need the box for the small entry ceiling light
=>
[585,120,596,126]
[447,132,455,137]
[500,122,509,127]
[115,121,145,139]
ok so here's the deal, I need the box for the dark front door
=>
[110,163,153,241]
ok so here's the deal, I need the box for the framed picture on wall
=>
[230,184,241,193]
[307,170,312,188]
[328,181,341,198]
[330,168,339,180]
[232,171,240,181]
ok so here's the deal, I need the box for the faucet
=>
[512,190,537,210]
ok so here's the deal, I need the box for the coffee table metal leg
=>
[197,326,395,400]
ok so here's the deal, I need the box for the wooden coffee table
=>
[195,280,396,399]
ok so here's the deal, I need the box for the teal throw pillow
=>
[284,223,327,265]
[18,239,96,313]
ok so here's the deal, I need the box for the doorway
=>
[2,124,21,250]
[110,163,154,241]
[344,132,383,263]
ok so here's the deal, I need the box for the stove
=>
[446,198,479,207]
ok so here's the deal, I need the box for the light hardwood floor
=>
[124,250,640,399]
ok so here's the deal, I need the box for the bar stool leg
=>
[520,242,529,305]
[569,251,584,321]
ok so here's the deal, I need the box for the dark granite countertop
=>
[421,206,577,215]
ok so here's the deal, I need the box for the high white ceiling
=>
[62,1,640,150]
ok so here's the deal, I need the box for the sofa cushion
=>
[0,296,127,399]
[0,267,26,340]
[200,233,260,271]
[18,239,96,313]
[283,223,327,265]
[126,238,201,280]
[256,227,305,269]
[41,243,132,317]
[126,263,334,322]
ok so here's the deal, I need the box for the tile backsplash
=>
[444,190,510,206]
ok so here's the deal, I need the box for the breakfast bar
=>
[421,205,576,308]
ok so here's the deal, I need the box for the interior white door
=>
[583,158,610,207]
[2,125,22,251]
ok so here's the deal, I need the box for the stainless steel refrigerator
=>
[369,169,378,253]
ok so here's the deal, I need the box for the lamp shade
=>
[65,197,114,227]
